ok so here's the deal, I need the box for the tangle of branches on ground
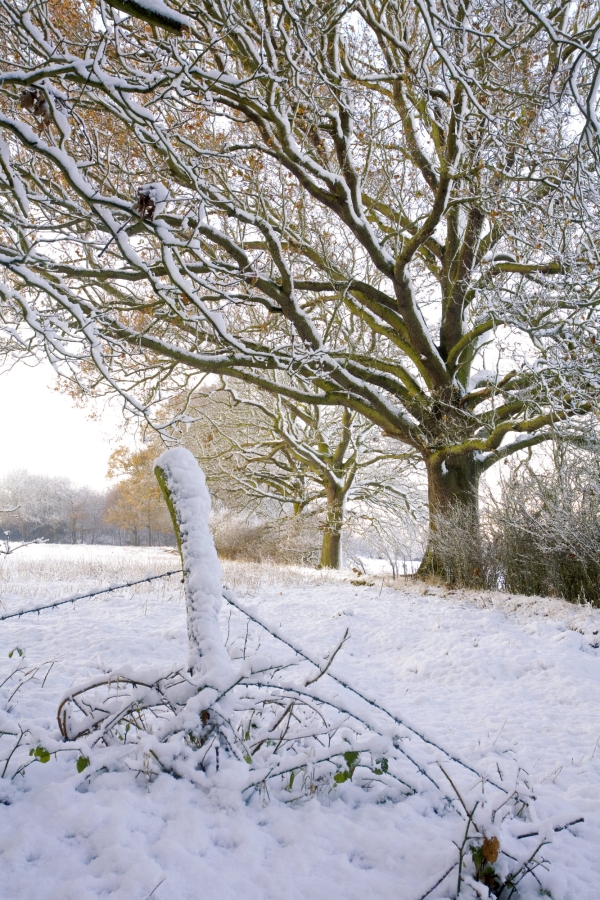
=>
[35,597,578,900]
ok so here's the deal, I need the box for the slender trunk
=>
[419,453,482,583]
[320,487,344,569]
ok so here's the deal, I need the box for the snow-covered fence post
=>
[154,448,232,682]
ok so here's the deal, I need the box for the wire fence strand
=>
[0,569,183,621]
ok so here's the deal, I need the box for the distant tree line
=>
[0,460,176,546]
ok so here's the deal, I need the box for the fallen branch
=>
[0,534,46,557]
[223,591,507,794]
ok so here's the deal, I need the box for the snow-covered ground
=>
[0,545,599,899]
[358,556,421,576]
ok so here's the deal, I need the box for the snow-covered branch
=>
[1,0,600,575]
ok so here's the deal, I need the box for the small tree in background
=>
[104,447,174,546]
[177,384,419,568]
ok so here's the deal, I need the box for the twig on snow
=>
[305,628,349,686]
[413,862,458,900]
[143,876,166,900]
[516,818,584,839]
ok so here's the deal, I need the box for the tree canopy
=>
[1,0,600,571]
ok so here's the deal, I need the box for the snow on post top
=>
[154,447,232,683]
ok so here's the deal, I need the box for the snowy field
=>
[1,544,599,899]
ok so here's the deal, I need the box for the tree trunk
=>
[418,453,482,583]
[320,488,344,569]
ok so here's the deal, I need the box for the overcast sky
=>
[0,361,131,490]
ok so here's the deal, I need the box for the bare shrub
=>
[427,444,600,603]
[485,446,600,604]
[420,504,491,588]
[211,509,321,567]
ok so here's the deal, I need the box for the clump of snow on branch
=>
[132,183,169,222]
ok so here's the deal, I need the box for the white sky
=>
[0,361,131,490]
[0,359,517,496]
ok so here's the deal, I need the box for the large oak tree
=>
[1,0,599,573]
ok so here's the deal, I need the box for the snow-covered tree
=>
[104,446,177,545]
[1,0,600,575]
[177,383,417,568]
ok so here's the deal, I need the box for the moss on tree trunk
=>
[320,487,344,569]
[419,452,482,583]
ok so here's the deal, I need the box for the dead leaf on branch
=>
[482,835,500,864]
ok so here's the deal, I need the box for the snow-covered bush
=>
[211,508,321,567]
[428,445,600,602]
[486,448,600,604]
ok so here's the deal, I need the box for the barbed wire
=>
[0,570,506,795]
[223,589,508,795]
[0,569,183,621]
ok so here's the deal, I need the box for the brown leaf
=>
[482,836,499,864]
